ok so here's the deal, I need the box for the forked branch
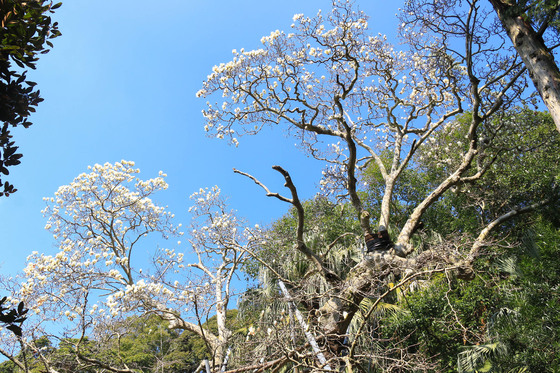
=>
[234,166,341,284]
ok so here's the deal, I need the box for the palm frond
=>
[457,342,508,373]
[495,257,521,279]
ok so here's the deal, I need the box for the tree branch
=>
[235,166,341,284]
[469,197,553,257]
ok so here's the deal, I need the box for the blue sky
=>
[0,1,400,276]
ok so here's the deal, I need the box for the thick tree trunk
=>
[315,254,406,359]
[157,305,226,369]
[489,0,560,133]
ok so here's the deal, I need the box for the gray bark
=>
[489,0,560,133]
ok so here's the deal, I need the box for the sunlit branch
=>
[235,166,341,283]
[469,197,553,257]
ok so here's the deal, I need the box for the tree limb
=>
[235,166,341,284]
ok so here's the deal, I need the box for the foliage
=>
[100,315,182,372]
[0,297,27,337]
[243,196,361,280]
[0,0,61,196]
[379,274,498,372]
[483,220,560,372]
[89,314,203,373]
[0,311,254,373]
[374,216,560,373]
[516,0,560,32]
[417,109,560,235]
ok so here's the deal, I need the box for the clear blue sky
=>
[0,1,400,276]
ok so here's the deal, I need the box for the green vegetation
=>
[0,0,61,196]
[0,311,249,373]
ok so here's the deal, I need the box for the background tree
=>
[0,161,258,372]
[0,309,257,373]
[0,0,61,196]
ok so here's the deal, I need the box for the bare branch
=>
[233,168,292,204]
[236,166,341,284]
[0,347,27,372]
[469,197,553,257]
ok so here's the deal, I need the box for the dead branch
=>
[234,166,341,284]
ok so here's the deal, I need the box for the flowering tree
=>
[197,1,557,370]
[0,161,255,372]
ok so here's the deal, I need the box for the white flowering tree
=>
[0,161,254,372]
[197,1,556,370]
[181,185,254,370]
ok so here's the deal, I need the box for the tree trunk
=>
[489,0,560,133]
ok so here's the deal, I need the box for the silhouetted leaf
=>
[6,324,22,337]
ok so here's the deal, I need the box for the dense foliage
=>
[373,217,560,373]
[0,0,61,196]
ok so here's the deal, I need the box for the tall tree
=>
[197,0,557,370]
[0,0,61,197]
